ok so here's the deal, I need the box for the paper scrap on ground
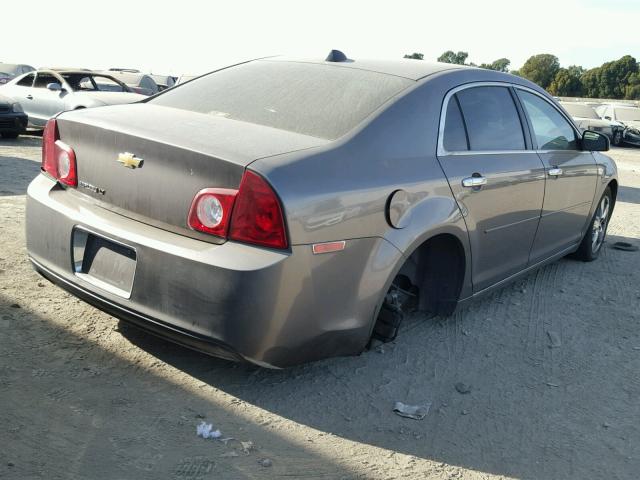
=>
[197,421,222,439]
[393,401,432,420]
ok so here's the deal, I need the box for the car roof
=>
[34,69,97,75]
[261,56,469,81]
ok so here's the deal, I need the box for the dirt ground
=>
[1,136,639,480]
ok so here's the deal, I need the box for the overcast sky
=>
[4,0,639,76]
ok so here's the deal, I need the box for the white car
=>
[596,104,640,147]
[560,102,624,146]
[1,69,144,128]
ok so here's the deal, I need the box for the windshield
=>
[616,108,640,122]
[151,61,413,140]
[61,73,128,92]
[561,103,599,120]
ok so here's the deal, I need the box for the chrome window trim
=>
[437,82,584,157]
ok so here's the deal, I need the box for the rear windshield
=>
[150,60,413,140]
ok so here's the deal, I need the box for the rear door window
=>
[17,73,34,87]
[517,90,578,150]
[456,86,525,151]
[442,96,469,151]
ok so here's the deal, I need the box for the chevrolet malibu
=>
[26,53,618,368]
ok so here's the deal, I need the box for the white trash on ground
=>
[393,401,432,420]
[196,421,222,439]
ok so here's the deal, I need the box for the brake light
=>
[42,119,77,187]
[188,188,238,237]
[229,171,288,249]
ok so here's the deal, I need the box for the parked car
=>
[149,74,176,91]
[560,102,624,145]
[1,70,144,128]
[0,93,27,138]
[0,72,11,85]
[0,63,35,81]
[103,71,159,96]
[596,104,640,147]
[25,53,617,368]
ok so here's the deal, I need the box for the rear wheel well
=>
[400,234,466,316]
[371,233,466,343]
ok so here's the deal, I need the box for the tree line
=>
[404,51,640,100]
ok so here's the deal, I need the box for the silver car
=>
[0,63,35,84]
[25,54,617,368]
[2,70,144,128]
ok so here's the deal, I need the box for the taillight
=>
[188,188,238,237]
[187,170,288,249]
[42,119,77,187]
[229,171,288,249]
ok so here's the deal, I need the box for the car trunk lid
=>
[56,103,327,241]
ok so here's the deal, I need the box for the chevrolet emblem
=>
[117,152,143,169]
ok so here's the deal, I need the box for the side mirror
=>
[582,130,609,152]
[604,116,612,120]
[46,82,62,91]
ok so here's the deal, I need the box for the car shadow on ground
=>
[0,291,361,480]
[118,234,640,480]
[618,185,640,205]
[0,155,40,196]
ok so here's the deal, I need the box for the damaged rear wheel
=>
[371,275,418,343]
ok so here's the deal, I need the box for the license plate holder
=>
[72,228,137,298]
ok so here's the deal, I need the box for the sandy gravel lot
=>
[1,136,639,480]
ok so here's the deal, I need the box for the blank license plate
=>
[72,229,137,298]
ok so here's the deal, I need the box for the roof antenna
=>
[326,50,348,62]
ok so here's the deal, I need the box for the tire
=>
[612,130,623,147]
[573,187,612,261]
[1,132,19,139]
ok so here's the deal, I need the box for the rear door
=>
[437,84,546,292]
[515,88,597,263]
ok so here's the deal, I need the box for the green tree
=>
[403,53,424,60]
[437,50,469,65]
[548,66,584,97]
[519,54,560,89]
[581,56,638,98]
[625,72,640,99]
[479,58,511,72]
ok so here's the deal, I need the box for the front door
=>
[437,85,546,292]
[30,72,66,127]
[515,89,598,264]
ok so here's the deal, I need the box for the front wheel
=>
[573,188,612,261]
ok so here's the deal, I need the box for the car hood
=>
[620,119,640,131]
[73,91,145,105]
[573,117,612,127]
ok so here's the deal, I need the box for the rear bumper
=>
[26,174,397,367]
[0,112,27,133]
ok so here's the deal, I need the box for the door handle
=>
[462,176,487,188]
[548,167,563,177]
[26,95,33,100]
